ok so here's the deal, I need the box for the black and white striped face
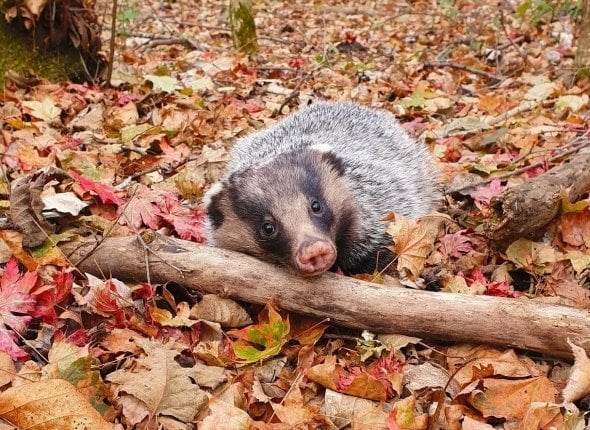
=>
[204,147,360,276]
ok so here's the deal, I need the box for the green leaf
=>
[22,99,61,122]
[144,74,180,93]
[228,304,289,363]
[120,123,154,142]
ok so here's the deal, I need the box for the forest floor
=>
[1,0,590,429]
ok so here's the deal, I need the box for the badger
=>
[203,102,440,276]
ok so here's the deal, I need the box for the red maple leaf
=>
[69,170,125,206]
[157,193,205,242]
[470,179,504,210]
[121,185,164,230]
[158,138,191,165]
[32,269,73,323]
[439,230,473,258]
[0,257,38,360]
[288,58,306,69]
[487,281,523,298]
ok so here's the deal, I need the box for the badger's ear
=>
[310,144,345,176]
[203,181,226,228]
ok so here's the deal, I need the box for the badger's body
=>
[204,102,440,276]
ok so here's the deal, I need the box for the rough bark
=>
[60,234,590,359]
[484,151,590,242]
[575,0,590,76]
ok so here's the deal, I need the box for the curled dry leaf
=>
[468,377,557,420]
[197,395,253,430]
[387,213,441,280]
[446,345,544,387]
[190,294,253,327]
[562,339,590,403]
[8,167,70,248]
[0,378,114,429]
[403,362,460,397]
[321,388,384,429]
[0,352,16,388]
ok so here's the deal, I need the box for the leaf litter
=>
[1,0,590,428]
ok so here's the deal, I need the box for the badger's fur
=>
[203,102,440,276]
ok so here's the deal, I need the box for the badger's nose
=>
[294,240,337,276]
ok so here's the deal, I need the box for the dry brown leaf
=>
[0,352,16,388]
[190,294,253,327]
[462,416,495,429]
[198,396,253,430]
[100,328,144,355]
[387,214,440,280]
[0,378,114,429]
[403,362,460,396]
[560,210,590,247]
[351,403,389,430]
[562,339,590,403]
[106,339,214,426]
[271,386,321,427]
[469,377,557,420]
[518,402,562,430]
[321,389,383,429]
[447,345,543,386]
[307,355,389,401]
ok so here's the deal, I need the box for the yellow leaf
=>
[387,214,440,280]
[0,379,113,429]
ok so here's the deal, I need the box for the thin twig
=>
[447,136,590,194]
[106,0,118,86]
[499,10,532,68]
[424,61,502,81]
[69,187,139,268]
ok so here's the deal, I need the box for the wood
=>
[574,0,590,75]
[484,151,590,242]
[61,234,590,359]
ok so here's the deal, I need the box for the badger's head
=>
[203,146,360,276]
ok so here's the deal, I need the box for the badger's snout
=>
[294,237,337,276]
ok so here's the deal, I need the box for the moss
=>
[0,17,90,86]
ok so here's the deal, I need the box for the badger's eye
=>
[311,200,322,213]
[260,222,276,237]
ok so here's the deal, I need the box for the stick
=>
[60,235,590,359]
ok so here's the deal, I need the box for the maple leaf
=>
[469,377,557,420]
[120,185,205,241]
[387,214,439,280]
[505,238,558,276]
[150,302,198,328]
[0,257,38,360]
[106,338,215,426]
[466,267,522,298]
[79,275,130,326]
[0,379,114,430]
[120,184,163,230]
[157,193,205,242]
[439,230,473,259]
[307,355,398,401]
[386,396,428,430]
[31,268,73,323]
[69,170,125,206]
[560,210,590,247]
[227,304,290,363]
[470,179,504,210]
[158,137,191,164]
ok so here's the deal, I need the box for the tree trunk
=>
[575,0,590,76]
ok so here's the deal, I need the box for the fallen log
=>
[60,234,590,359]
[484,150,590,242]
